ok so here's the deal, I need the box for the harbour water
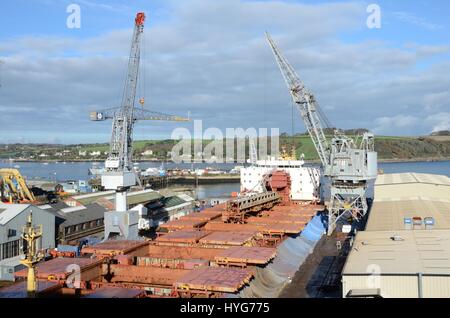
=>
[1,160,448,200]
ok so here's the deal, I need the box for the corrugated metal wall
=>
[343,275,450,298]
[422,276,450,298]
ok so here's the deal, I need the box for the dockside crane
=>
[265,33,378,235]
[90,12,189,214]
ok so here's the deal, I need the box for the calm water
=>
[1,160,448,200]
[379,161,450,176]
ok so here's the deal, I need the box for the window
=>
[82,223,87,230]
[65,227,71,235]
[1,240,21,261]
[7,229,17,238]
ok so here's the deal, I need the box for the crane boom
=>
[265,32,330,167]
[266,32,378,235]
[91,107,190,122]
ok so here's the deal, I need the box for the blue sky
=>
[0,0,449,143]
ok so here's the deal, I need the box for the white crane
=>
[265,32,378,235]
[90,12,189,213]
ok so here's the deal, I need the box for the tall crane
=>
[266,33,377,235]
[90,12,189,213]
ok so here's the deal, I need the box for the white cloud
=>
[392,11,444,30]
[426,112,450,133]
[0,0,450,143]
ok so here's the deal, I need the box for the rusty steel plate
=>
[174,267,253,293]
[159,219,207,230]
[199,231,256,246]
[261,222,305,234]
[215,246,276,265]
[15,258,102,280]
[81,240,149,256]
[83,287,145,298]
[246,215,309,224]
[204,222,261,233]
[155,230,210,243]
[0,280,61,298]
[147,245,221,260]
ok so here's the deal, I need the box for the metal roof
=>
[366,199,450,231]
[0,203,30,225]
[367,173,450,231]
[375,173,450,202]
[58,203,106,227]
[376,172,450,186]
[342,229,450,276]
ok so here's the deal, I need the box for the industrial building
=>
[342,172,450,298]
[39,203,107,244]
[0,204,56,280]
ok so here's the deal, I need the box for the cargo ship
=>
[2,151,330,298]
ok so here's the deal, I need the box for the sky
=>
[0,0,449,144]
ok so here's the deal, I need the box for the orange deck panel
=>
[104,264,188,286]
[261,222,305,234]
[159,219,207,231]
[182,210,222,221]
[174,267,253,293]
[246,215,308,225]
[155,230,210,243]
[199,231,256,246]
[215,246,276,265]
[81,240,149,256]
[147,245,222,260]
[204,222,262,233]
[15,258,103,280]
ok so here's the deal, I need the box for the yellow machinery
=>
[20,213,44,297]
[0,168,36,203]
[279,145,297,161]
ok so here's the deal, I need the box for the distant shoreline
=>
[1,157,449,164]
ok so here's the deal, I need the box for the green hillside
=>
[1,135,449,162]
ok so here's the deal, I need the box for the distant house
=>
[89,151,101,157]
[141,149,153,156]
[39,153,48,158]
[78,151,87,157]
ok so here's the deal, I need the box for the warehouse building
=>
[342,172,450,298]
[0,204,56,280]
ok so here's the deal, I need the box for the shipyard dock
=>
[1,192,328,298]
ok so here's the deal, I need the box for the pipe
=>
[115,190,127,212]
[418,272,423,298]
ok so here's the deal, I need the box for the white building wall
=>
[342,275,425,298]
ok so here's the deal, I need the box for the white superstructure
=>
[240,158,321,202]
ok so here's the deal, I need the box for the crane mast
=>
[107,12,145,174]
[92,12,189,220]
[266,32,378,235]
